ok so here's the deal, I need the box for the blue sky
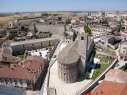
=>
[0,0,127,12]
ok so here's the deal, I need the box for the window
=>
[81,36,84,40]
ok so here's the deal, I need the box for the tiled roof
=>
[22,56,46,72]
[0,56,47,81]
[105,69,127,83]
[10,37,59,46]
[91,81,127,95]
[0,66,34,80]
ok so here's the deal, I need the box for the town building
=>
[99,35,121,49]
[10,37,60,54]
[46,37,93,95]
[0,28,7,38]
[57,39,81,83]
[118,41,127,60]
[91,81,127,95]
[32,23,66,35]
[57,29,95,83]
[0,56,48,90]
[0,28,8,47]
[91,69,127,95]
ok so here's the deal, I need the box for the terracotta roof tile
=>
[0,66,34,80]
[0,56,47,81]
[91,81,127,95]
[22,56,46,72]
[105,69,127,83]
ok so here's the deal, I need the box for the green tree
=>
[41,13,49,17]
[84,25,92,35]
[9,31,18,40]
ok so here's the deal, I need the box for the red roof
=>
[0,66,34,80]
[22,56,46,72]
[84,92,91,95]
[105,69,127,83]
[0,56,47,81]
[91,81,127,95]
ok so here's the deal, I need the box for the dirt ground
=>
[0,16,17,27]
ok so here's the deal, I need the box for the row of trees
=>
[41,13,62,17]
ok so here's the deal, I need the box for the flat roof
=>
[10,37,59,46]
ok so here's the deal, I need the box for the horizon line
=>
[0,9,127,14]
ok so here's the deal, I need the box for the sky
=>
[0,0,127,13]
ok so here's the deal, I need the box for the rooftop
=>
[0,55,47,81]
[0,66,34,80]
[91,80,127,95]
[10,37,59,46]
[105,69,127,83]
[22,56,46,72]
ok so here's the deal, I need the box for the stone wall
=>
[58,61,79,83]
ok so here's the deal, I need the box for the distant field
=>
[0,12,65,27]
[0,16,13,25]
[0,15,19,27]
[0,13,42,27]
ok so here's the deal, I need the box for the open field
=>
[0,12,42,27]
[0,11,73,27]
[0,15,19,27]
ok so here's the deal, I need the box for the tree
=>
[9,31,18,40]
[84,25,92,35]
[117,18,125,32]
[41,13,49,17]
